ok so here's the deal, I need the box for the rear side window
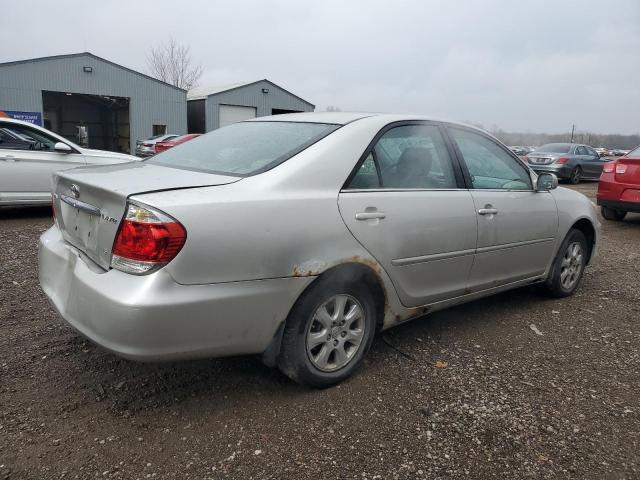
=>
[149,121,340,176]
[347,124,458,189]
[448,128,532,190]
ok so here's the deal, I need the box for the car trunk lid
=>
[615,157,640,183]
[52,162,240,270]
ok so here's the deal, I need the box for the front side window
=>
[0,124,57,151]
[448,128,532,190]
[347,124,457,189]
[149,121,339,176]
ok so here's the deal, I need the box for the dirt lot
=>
[1,182,638,479]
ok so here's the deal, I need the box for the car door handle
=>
[478,208,498,215]
[0,154,15,161]
[355,211,386,220]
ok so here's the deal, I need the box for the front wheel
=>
[601,206,627,221]
[569,166,582,184]
[277,275,377,388]
[540,229,588,298]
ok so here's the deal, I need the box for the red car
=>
[597,144,640,221]
[154,134,201,153]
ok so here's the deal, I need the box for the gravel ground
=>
[1,182,639,479]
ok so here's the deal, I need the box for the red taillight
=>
[603,162,615,173]
[615,164,627,174]
[555,157,569,164]
[143,142,153,147]
[111,203,186,275]
[523,154,529,162]
[51,193,56,223]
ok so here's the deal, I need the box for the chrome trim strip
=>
[392,238,554,267]
[475,237,555,254]
[59,194,101,216]
[391,249,475,266]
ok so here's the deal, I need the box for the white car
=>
[0,118,138,206]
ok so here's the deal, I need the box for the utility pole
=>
[570,124,575,143]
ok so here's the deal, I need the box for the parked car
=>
[597,144,640,221]
[610,149,631,157]
[135,134,179,157]
[594,147,609,158]
[525,143,606,184]
[509,146,528,156]
[0,118,138,206]
[39,113,599,387]
[154,134,201,153]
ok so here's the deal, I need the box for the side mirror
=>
[54,142,73,153]
[536,172,558,191]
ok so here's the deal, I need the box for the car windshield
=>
[148,121,340,176]
[535,144,572,153]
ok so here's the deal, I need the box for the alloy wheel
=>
[560,241,584,290]
[306,294,366,372]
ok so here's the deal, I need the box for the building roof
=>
[0,52,186,92]
[187,79,314,107]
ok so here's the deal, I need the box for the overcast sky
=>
[2,0,639,134]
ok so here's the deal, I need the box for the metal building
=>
[187,80,314,133]
[0,52,187,153]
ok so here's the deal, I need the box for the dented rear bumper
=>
[38,226,312,361]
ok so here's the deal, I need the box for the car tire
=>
[601,206,627,221]
[277,273,377,388]
[540,229,588,298]
[569,166,582,184]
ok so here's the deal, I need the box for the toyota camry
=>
[39,113,599,387]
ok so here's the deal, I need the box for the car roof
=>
[249,111,479,128]
[0,117,39,128]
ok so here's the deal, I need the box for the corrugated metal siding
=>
[204,80,314,131]
[0,54,187,151]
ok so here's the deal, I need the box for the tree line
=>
[489,127,640,150]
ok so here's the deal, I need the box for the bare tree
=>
[147,38,203,90]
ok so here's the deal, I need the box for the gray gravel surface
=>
[1,183,639,479]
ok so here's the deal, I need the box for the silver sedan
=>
[39,113,600,387]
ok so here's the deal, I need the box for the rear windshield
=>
[148,121,340,176]
[535,143,572,153]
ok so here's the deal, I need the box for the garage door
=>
[219,105,257,128]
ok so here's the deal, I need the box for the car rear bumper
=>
[597,198,640,213]
[38,226,313,361]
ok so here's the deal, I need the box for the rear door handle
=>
[0,154,15,161]
[478,208,498,215]
[355,211,386,220]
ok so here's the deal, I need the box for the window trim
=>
[443,125,535,192]
[341,120,467,192]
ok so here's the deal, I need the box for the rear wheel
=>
[601,206,627,221]
[277,275,377,388]
[569,166,582,184]
[540,229,588,298]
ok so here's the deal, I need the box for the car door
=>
[338,122,478,307]
[0,122,85,204]
[446,126,559,292]
[574,145,591,177]
[583,146,605,179]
